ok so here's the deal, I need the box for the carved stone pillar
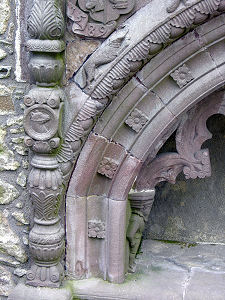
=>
[127,189,155,272]
[23,0,66,288]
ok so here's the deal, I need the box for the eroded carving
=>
[170,64,194,88]
[167,0,191,13]
[75,0,222,98]
[125,108,149,133]
[76,29,128,90]
[88,220,106,239]
[67,0,135,38]
[127,189,155,272]
[98,157,119,179]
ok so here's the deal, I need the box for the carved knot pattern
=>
[125,108,149,133]
[88,220,106,239]
[27,0,65,40]
[98,157,119,179]
[170,64,194,88]
[67,0,135,38]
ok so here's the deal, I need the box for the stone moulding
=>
[66,12,225,285]
[58,0,225,185]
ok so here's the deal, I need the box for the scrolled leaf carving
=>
[27,0,64,40]
[135,91,225,190]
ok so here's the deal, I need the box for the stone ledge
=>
[8,282,73,300]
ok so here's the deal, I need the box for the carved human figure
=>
[127,190,155,272]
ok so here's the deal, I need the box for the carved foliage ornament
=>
[58,0,224,185]
[88,220,106,239]
[27,0,65,40]
[135,91,225,190]
[67,0,135,38]
[97,157,119,179]
[74,0,224,96]
[24,0,66,289]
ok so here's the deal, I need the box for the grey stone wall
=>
[0,0,31,297]
[145,114,225,244]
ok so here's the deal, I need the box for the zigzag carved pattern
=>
[31,191,61,221]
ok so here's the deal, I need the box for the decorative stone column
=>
[23,0,66,288]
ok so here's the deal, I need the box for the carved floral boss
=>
[67,0,136,38]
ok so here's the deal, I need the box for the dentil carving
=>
[67,0,135,38]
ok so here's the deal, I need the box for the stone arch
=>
[66,9,225,285]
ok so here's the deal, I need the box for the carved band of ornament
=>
[27,0,65,40]
[97,157,119,179]
[135,91,225,191]
[125,108,149,133]
[167,0,222,13]
[26,39,66,53]
[58,0,224,177]
[85,0,224,99]
[88,220,106,239]
[67,0,135,38]
[170,64,194,88]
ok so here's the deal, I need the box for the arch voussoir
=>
[66,2,225,286]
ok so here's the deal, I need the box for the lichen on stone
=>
[0,48,7,60]
[0,265,14,296]
[0,179,19,204]
[0,85,15,114]
[0,0,10,35]
[0,211,27,263]
[6,115,23,127]
[12,211,29,225]
[16,171,27,187]
[0,127,20,170]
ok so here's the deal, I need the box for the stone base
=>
[8,282,72,300]
[70,240,225,300]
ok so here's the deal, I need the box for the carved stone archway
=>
[8,0,225,299]
[66,12,225,284]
